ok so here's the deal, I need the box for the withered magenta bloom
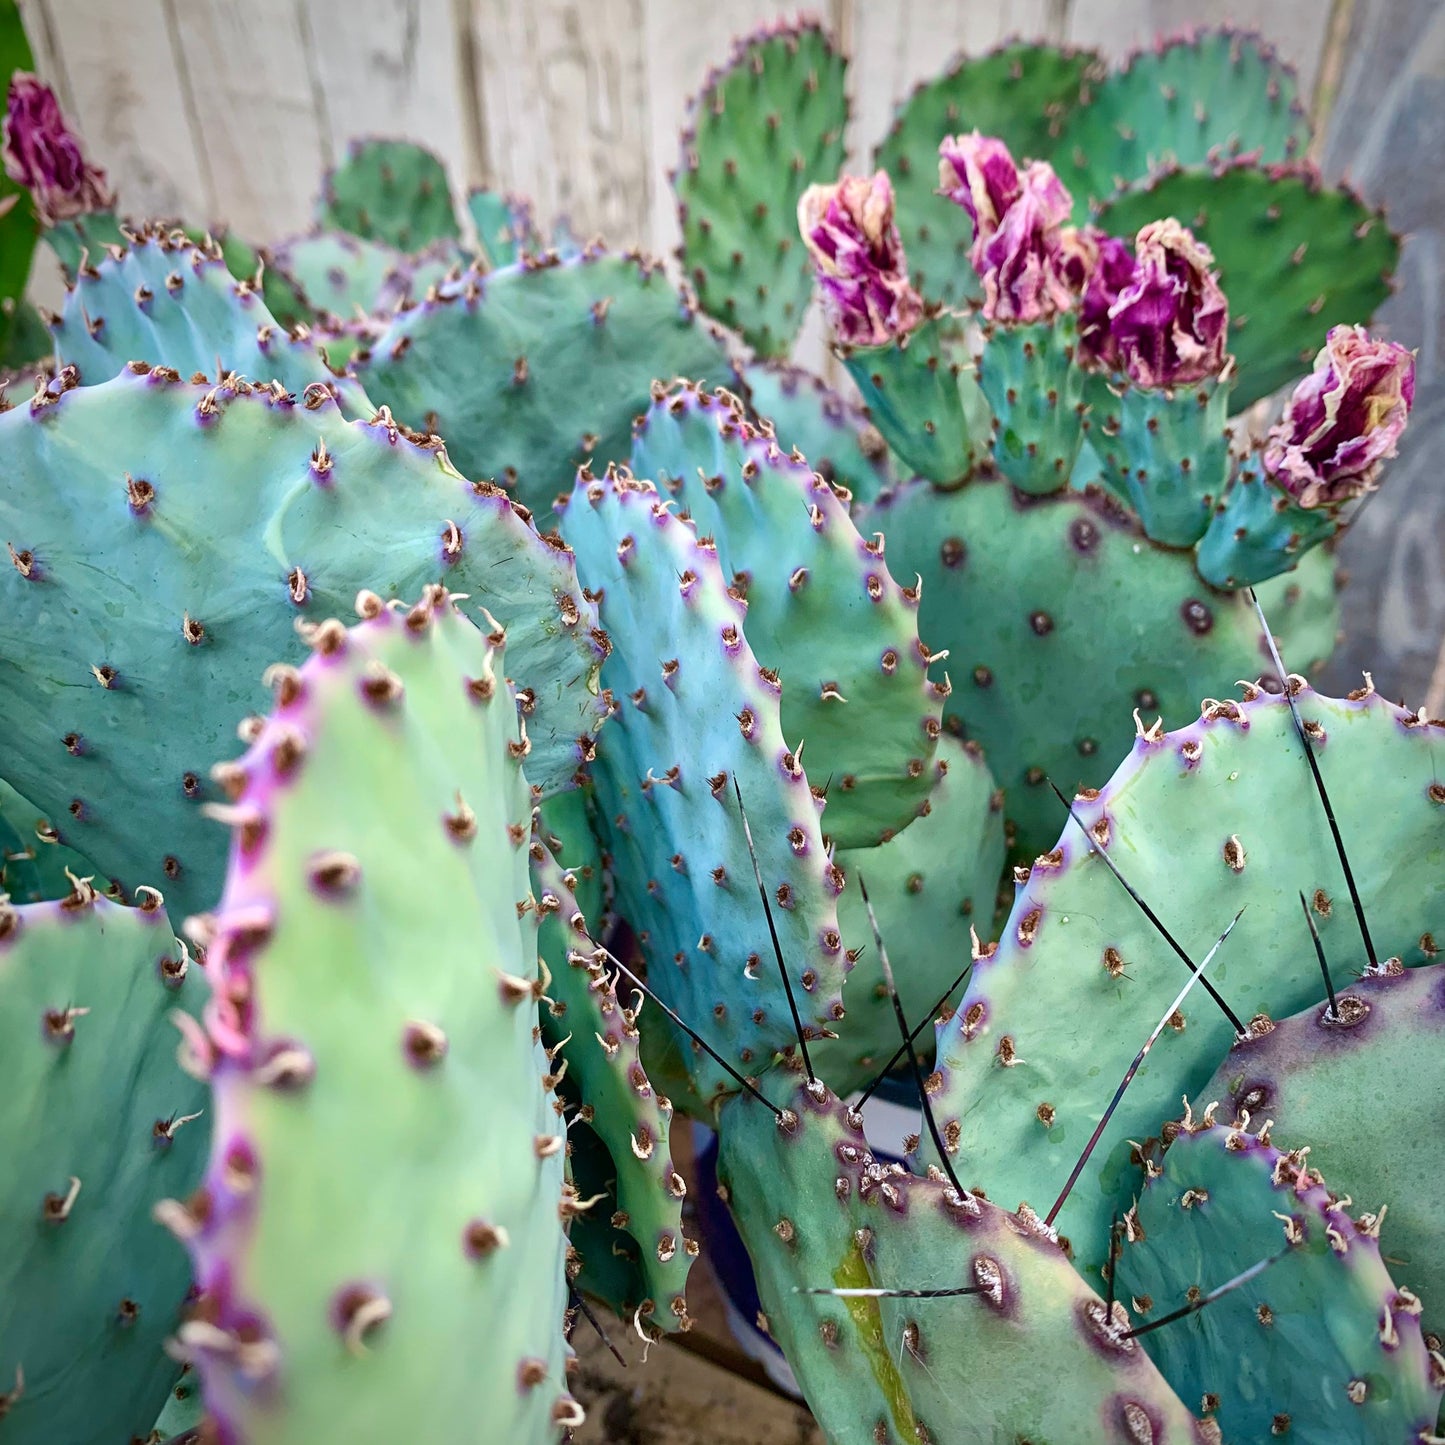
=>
[1263,325,1415,507]
[938,132,1021,258]
[1075,230,1135,368]
[798,171,924,348]
[2,72,112,227]
[1107,218,1229,387]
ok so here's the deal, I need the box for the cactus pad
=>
[466,188,540,270]
[359,249,736,516]
[0,370,604,916]
[1117,1120,1444,1443]
[559,467,848,1108]
[0,883,210,1445]
[269,231,419,322]
[175,589,578,1444]
[0,777,95,903]
[315,138,460,252]
[674,20,847,357]
[928,684,1445,1281]
[1094,162,1399,409]
[630,381,946,848]
[862,476,1339,859]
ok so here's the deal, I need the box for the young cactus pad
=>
[630,381,946,849]
[0,369,604,917]
[925,683,1445,1282]
[674,20,847,357]
[172,588,579,1444]
[0,883,210,1445]
[715,1080,1211,1444]
[359,248,736,516]
[1199,959,1445,1333]
[1116,1120,1444,1443]
[314,138,460,252]
[559,466,848,1109]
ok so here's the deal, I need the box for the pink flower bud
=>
[1107,219,1229,387]
[1263,325,1415,507]
[798,171,924,348]
[2,73,112,227]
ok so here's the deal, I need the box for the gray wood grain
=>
[1320,0,1445,705]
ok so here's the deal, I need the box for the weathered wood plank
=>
[1318,0,1445,705]
[167,0,326,240]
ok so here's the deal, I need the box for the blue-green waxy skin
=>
[0,776,96,903]
[1117,1122,1444,1444]
[0,370,604,918]
[925,685,1445,1287]
[359,249,737,517]
[715,1080,1209,1445]
[861,475,1339,861]
[315,138,460,252]
[177,590,578,1445]
[1199,960,1445,1336]
[630,382,945,850]
[674,20,847,358]
[1196,456,1339,588]
[559,468,849,1111]
[267,231,449,323]
[466,189,540,270]
[0,886,210,1445]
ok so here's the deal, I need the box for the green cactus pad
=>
[533,830,695,1330]
[817,734,1005,1093]
[359,249,737,516]
[716,1081,1208,1444]
[741,360,896,503]
[50,226,359,405]
[269,231,416,321]
[1200,960,1445,1334]
[559,468,849,1110]
[1094,161,1399,410]
[631,382,946,849]
[862,476,1339,859]
[1052,30,1311,208]
[42,208,127,281]
[0,776,96,903]
[466,189,540,270]
[1117,1120,1444,1443]
[875,43,1101,306]
[176,588,578,1444]
[674,20,847,358]
[927,684,1445,1284]
[199,227,311,331]
[1196,456,1338,588]
[149,1363,206,1441]
[0,883,210,1445]
[316,138,460,252]
[0,370,605,917]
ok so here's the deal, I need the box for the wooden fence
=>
[16,0,1445,703]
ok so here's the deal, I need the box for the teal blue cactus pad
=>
[0,883,210,1445]
[269,230,428,322]
[359,249,737,516]
[174,588,577,1444]
[631,382,946,849]
[862,476,1339,860]
[1117,1120,1444,1443]
[674,20,847,357]
[716,1080,1208,1444]
[0,370,605,918]
[466,188,540,270]
[559,468,848,1109]
[316,138,460,252]
[0,776,96,903]
[1200,959,1445,1335]
[1094,161,1399,409]
[927,683,1445,1283]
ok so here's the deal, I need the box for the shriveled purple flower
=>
[1263,325,1415,507]
[1075,229,1135,368]
[971,160,1075,325]
[938,132,1021,259]
[798,171,924,348]
[3,73,112,226]
[1108,219,1229,387]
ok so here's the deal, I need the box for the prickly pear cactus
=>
[466,188,540,269]
[559,466,848,1109]
[267,231,417,322]
[716,1079,1211,1444]
[1117,1119,1444,1444]
[171,588,580,1444]
[0,370,604,917]
[0,881,210,1445]
[316,138,460,252]
[0,777,95,903]
[674,20,847,357]
[862,476,1339,858]
[631,381,946,849]
[927,683,1445,1283]
[359,248,737,516]
[1200,959,1445,1333]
